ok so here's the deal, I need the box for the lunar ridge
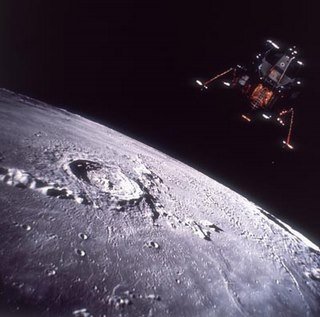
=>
[0,88,319,316]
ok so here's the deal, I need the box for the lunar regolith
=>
[0,89,319,317]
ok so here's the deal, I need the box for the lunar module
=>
[196,40,304,149]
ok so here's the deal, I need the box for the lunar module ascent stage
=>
[196,40,304,149]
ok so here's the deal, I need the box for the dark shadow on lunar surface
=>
[206,222,223,233]
[0,166,92,205]
[0,163,225,242]
[258,208,292,235]
[136,179,161,222]
[46,188,75,200]
[68,159,102,184]
[0,167,8,175]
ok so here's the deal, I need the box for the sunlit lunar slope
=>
[0,89,319,317]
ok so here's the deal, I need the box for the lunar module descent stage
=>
[196,40,304,149]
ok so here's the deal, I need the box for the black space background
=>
[0,1,319,244]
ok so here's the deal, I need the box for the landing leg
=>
[278,108,294,150]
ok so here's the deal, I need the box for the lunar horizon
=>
[0,89,319,316]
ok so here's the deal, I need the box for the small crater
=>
[46,269,57,277]
[145,241,160,249]
[78,233,88,240]
[48,233,58,239]
[75,249,86,257]
[34,131,43,137]
[21,224,31,231]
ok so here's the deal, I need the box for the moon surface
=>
[0,89,319,317]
